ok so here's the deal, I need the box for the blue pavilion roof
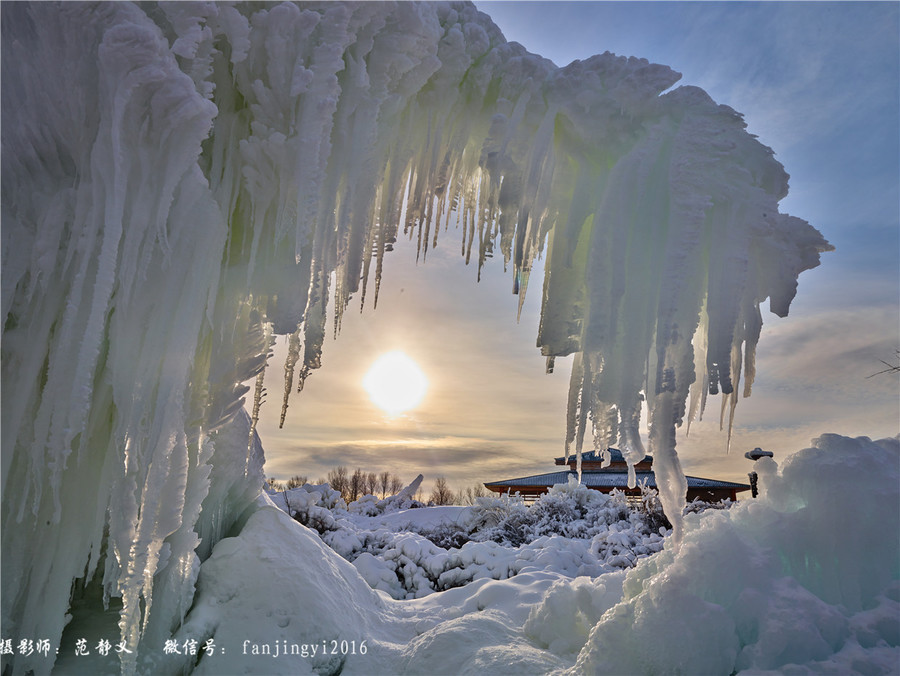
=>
[554,448,651,465]
[485,470,750,491]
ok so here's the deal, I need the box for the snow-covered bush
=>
[466,493,528,531]
[348,493,381,516]
[682,496,732,515]
[479,503,539,547]
[266,475,699,600]
[418,521,471,550]
[634,481,672,533]
[590,522,666,569]
[469,479,666,549]
[270,483,345,534]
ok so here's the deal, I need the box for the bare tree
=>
[285,475,308,490]
[327,467,407,501]
[867,350,900,378]
[379,471,391,499]
[327,466,349,501]
[454,483,488,505]
[430,476,454,505]
[349,468,365,502]
[266,477,284,492]
[389,474,403,496]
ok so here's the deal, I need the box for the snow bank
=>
[167,498,394,676]
[565,434,899,675]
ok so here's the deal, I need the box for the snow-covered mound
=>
[570,434,900,675]
[2,1,834,673]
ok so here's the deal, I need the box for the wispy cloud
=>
[262,436,553,488]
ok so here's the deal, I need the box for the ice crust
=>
[2,1,833,673]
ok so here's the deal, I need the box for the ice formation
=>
[2,2,831,673]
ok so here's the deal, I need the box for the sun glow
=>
[363,351,428,415]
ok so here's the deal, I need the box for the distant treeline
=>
[266,468,488,506]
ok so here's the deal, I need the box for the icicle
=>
[576,444,583,485]
[247,321,273,476]
[280,328,303,429]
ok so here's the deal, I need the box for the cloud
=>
[676,416,898,488]
[262,436,554,489]
[753,305,899,391]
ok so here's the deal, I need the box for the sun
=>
[363,351,428,416]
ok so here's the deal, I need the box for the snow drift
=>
[2,2,834,674]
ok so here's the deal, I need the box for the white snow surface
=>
[1,1,843,674]
[161,435,900,675]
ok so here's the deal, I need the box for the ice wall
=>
[1,2,829,673]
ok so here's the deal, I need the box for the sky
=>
[257,2,900,495]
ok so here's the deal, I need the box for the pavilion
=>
[484,448,751,502]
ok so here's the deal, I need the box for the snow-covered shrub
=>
[532,480,631,539]
[465,493,527,531]
[546,475,610,509]
[302,482,346,510]
[348,493,381,516]
[633,482,672,534]
[470,480,660,548]
[417,521,471,549]
[436,540,522,590]
[266,475,715,600]
[682,496,732,516]
[382,496,428,512]
[484,506,538,547]
[590,521,667,569]
[335,528,450,599]
[275,484,345,534]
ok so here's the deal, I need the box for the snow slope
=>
[2,2,838,674]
